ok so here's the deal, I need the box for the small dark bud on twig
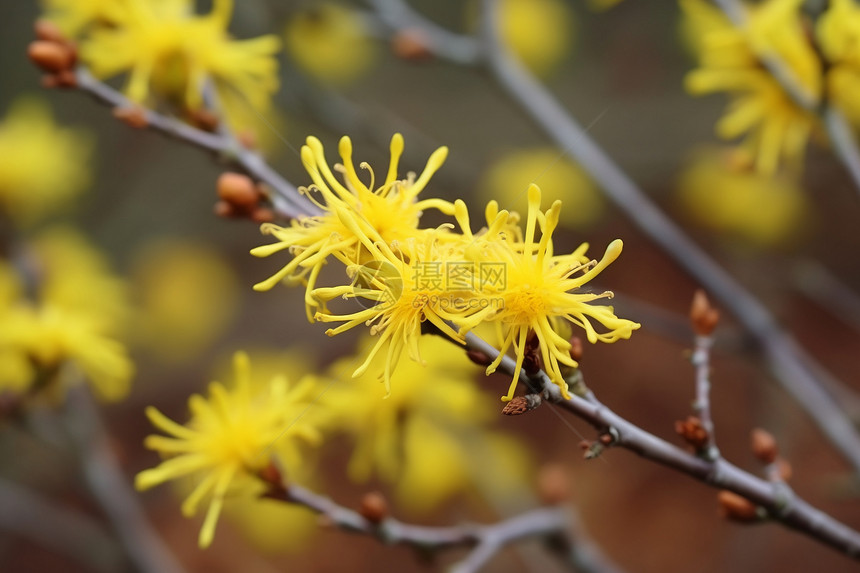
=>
[466,349,492,367]
[217,172,259,208]
[599,433,614,446]
[187,108,219,132]
[690,289,720,336]
[717,490,760,523]
[675,415,709,449]
[251,207,275,223]
[391,28,433,61]
[359,491,389,524]
[579,440,604,459]
[501,394,541,415]
[259,462,283,487]
[537,464,571,505]
[522,331,542,375]
[28,41,74,73]
[113,106,149,129]
[751,428,779,465]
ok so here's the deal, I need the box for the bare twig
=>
[460,330,860,561]
[71,67,318,220]
[61,388,186,573]
[261,471,598,573]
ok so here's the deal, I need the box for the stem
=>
[692,334,719,460]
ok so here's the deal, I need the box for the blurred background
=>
[1,1,859,572]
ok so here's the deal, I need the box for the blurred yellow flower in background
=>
[677,147,809,248]
[497,0,575,77]
[137,351,323,548]
[41,0,124,36]
[479,147,604,230]
[318,334,532,513]
[681,0,821,174]
[130,240,239,365]
[285,3,377,86]
[0,227,132,401]
[0,98,92,225]
[817,0,860,127]
[79,0,280,131]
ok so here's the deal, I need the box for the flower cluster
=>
[254,134,639,401]
[136,351,323,548]
[45,0,280,133]
[0,228,132,401]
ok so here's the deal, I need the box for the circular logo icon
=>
[350,260,403,310]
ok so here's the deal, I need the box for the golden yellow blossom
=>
[285,3,377,85]
[136,352,322,548]
[457,185,640,401]
[817,0,860,126]
[80,0,280,129]
[0,98,92,225]
[252,134,454,320]
[681,0,821,174]
[41,0,124,36]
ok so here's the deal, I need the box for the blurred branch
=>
[260,468,613,573]
[61,388,186,573]
[0,477,122,573]
[712,0,860,193]
[70,67,317,220]
[459,331,860,561]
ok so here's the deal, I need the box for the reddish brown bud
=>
[251,207,275,224]
[112,106,148,129]
[775,458,792,481]
[55,69,77,88]
[750,428,778,465]
[599,433,614,446]
[214,200,236,218]
[717,490,760,523]
[537,464,571,505]
[28,41,74,73]
[392,28,434,61]
[217,172,260,208]
[568,336,584,362]
[259,462,283,487]
[675,416,709,449]
[690,289,719,336]
[188,108,219,132]
[522,331,542,375]
[466,349,492,367]
[359,491,389,524]
[35,20,66,43]
[502,396,529,416]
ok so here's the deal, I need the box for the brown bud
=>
[188,108,219,132]
[28,41,74,73]
[258,462,283,487]
[502,396,529,416]
[750,428,778,465]
[675,416,709,449]
[690,289,719,336]
[238,130,257,149]
[537,464,571,505]
[568,336,584,362]
[717,490,760,523]
[35,20,66,43]
[598,433,614,446]
[359,491,388,524]
[112,106,148,129]
[466,349,492,367]
[522,331,542,375]
[392,28,433,61]
[217,172,259,209]
[214,201,235,218]
[251,207,275,224]
[55,69,77,88]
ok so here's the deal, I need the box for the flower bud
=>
[537,464,571,505]
[717,490,760,523]
[690,289,719,336]
[359,491,389,524]
[392,29,433,61]
[750,428,778,465]
[28,41,74,73]
[217,172,259,208]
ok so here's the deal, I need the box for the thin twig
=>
[72,67,319,220]
[262,474,590,573]
[461,331,860,561]
[61,388,186,573]
[692,334,719,460]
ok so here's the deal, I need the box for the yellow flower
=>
[136,351,322,548]
[131,240,239,364]
[0,228,132,401]
[457,185,640,401]
[80,0,280,129]
[285,3,377,85]
[319,334,530,512]
[251,134,454,320]
[817,0,860,126]
[677,147,809,247]
[41,0,125,36]
[487,0,575,77]
[681,0,821,174]
[0,98,92,225]
[478,147,604,229]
